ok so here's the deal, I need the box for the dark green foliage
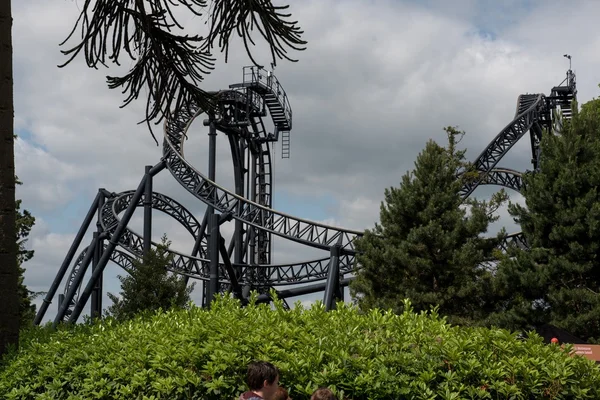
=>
[493,98,600,341]
[1,296,599,399]
[351,128,507,325]
[106,235,194,321]
[15,176,37,327]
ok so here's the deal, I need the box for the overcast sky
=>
[13,0,600,323]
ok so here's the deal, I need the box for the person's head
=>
[246,361,279,399]
[311,387,338,400]
[272,386,291,400]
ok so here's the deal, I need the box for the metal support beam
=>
[323,244,341,311]
[91,193,106,321]
[148,160,165,177]
[90,232,101,320]
[202,115,219,307]
[227,234,236,258]
[67,161,165,324]
[34,190,103,325]
[248,152,257,265]
[189,210,209,307]
[232,137,245,269]
[337,271,345,302]
[207,213,220,308]
[219,236,243,302]
[225,133,247,294]
[143,165,153,254]
[183,210,208,290]
[207,118,217,214]
[244,143,251,256]
[255,277,354,304]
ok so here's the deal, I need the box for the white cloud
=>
[14,137,91,210]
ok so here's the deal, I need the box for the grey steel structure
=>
[34,64,577,327]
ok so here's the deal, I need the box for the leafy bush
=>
[1,295,599,399]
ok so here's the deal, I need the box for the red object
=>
[551,337,559,344]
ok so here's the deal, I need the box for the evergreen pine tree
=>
[493,98,600,341]
[351,127,507,325]
[107,235,194,321]
[15,175,37,326]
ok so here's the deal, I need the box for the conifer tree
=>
[15,176,37,326]
[107,235,194,321]
[351,127,507,325]
[493,97,600,341]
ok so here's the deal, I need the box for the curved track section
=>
[479,168,523,193]
[459,94,544,198]
[163,102,362,253]
[62,245,135,315]
[63,191,356,309]
[62,191,204,312]
[102,188,355,285]
[500,232,528,251]
[456,93,546,253]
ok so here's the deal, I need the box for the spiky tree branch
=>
[58,0,306,144]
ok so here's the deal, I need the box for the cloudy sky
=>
[13,0,600,323]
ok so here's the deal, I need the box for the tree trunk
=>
[0,0,19,356]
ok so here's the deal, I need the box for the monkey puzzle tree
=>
[351,127,508,326]
[58,0,307,143]
[0,0,306,354]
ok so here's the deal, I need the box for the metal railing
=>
[242,66,293,129]
[217,89,265,118]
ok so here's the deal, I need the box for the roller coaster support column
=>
[227,134,246,294]
[323,244,342,311]
[183,212,208,289]
[91,233,101,320]
[207,213,220,308]
[34,190,104,325]
[205,116,217,215]
[200,116,218,306]
[143,165,153,254]
[90,193,106,321]
[207,211,239,308]
[337,270,345,302]
[248,152,258,265]
[233,138,245,269]
[66,161,166,325]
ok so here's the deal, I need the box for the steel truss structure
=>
[35,64,577,327]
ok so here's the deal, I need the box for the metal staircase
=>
[547,68,577,127]
[529,66,577,170]
[230,66,293,158]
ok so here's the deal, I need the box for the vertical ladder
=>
[282,130,290,159]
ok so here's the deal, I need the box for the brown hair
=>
[246,361,279,391]
[311,387,338,400]
[272,386,290,400]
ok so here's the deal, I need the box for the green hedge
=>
[1,294,599,399]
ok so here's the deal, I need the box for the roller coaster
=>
[34,62,577,327]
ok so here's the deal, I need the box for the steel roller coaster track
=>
[35,65,577,327]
